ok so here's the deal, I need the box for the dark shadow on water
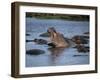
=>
[26,49,45,55]
[48,47,66,65]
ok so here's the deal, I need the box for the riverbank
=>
[26,12,89,21]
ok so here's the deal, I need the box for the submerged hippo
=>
[47,27,69,48]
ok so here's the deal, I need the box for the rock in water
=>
[33,39,47,44]
[40,32,50,37]
[26,40,34,42]
[73,55,88,57]
[26,49,45,55]
[26,33,30,36]
[84,32,89,35]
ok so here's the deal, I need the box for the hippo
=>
[75,44,89,53]
[47,27,69,48]
[72,35,89,44]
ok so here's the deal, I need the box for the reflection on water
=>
[48,47,65,65]
[26,18,89,67]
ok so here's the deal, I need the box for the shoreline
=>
[26,13,89,21]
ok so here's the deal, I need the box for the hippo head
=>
[47,27,69,48]
[47,27,57,36]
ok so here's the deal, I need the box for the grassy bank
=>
[26,12,89,21]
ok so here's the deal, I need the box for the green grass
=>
[26,12,89,21]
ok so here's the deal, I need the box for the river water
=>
[26,18,89,67]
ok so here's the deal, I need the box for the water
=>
[26,18,89,67]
